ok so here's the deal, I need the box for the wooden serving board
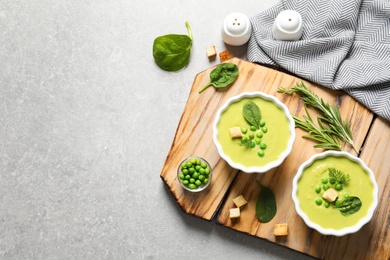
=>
[160,58,390,259]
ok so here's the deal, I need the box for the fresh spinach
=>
[198,62,239,93]
[243,101,261,129]
[334,196,362,216]
[153,22,193,72]
[255,181,277,223]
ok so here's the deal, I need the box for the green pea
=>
[192,172,199,179]
[183,180,189,186]
[335,183,343,191]
[182,163,188,169]
[261,126,268,133]
[204,168,210,175]
[179,174,185,180]
[260,119,266,127]
[195,165,201,171]
[321,177,328,184]
[188,183,197,189]
[189,178,195,184]
[324,201,330,208]
[241,136,249,142]
[334,200,341,207]
[182,169,189,175]
[255,138,261,144]
[315,198,322,205]
[329,178,336,184]
[200,162,207,168]
[195,180,202,187]
[188,167,195,174]
[190,158,197,165]
[198,175,205,181]
[256,131,263,138]
[259,142,267,150]
[315,185,321,193]
[250,125,257,131]
[185,175,191,180]
[199,168,205,175]
[344,192,350,198]
[250,141,256,148]
[257,150,265,157]
[203,178,209,184]
[323,184,329,191]
[241,126,248,134]
[248,132,255,139]
[186,162,193,168]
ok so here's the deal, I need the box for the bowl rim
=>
[177,156,212,192]
[212,91,296,174]
[292,150,379,236]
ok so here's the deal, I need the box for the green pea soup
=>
[216,96,291,167]
[297,155,375,230]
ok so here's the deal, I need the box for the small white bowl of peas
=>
[177,156,212,192]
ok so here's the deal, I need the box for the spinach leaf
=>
[198,62,239,93]
[243,101,261,129]
[255,181,277,223]
[153,22,192,72]
[334,196,362,216]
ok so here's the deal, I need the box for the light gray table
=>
[0,1,315,259]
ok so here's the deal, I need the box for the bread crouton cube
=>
[206,46,217,58]
[219,50,232,62]
[322,188,338,202]
[233,195,247,208]
[229,127,243,138]
[274,223,288,236]
[229,208,240,219]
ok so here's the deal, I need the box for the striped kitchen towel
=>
[247,0,390,121]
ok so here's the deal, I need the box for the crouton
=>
[219,50,232,62]
[274,223,288,236]
[322,188,339,203]
[206,46,217,59]
[233,195,247,208]
[229,127,243,138]
[229,208,240,219]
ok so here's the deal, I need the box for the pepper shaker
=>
[272,10,303,41]
[221,12,252,46]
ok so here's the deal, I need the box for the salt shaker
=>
[221,13,252,46]
[272,10,303,41]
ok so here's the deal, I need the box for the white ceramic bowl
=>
[212,91,295,173]
[292,151,378,236]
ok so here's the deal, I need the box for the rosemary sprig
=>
[293,106,342,151]
[278,82,357,153]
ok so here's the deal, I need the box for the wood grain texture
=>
[160,58,389,259]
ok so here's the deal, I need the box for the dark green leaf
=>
[153,22,192,72]
[198,63,238,93]
[242,101,261,129]
[256,181,277,223]
[334,196,362,216]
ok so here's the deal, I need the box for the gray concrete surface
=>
[0,1,315,259]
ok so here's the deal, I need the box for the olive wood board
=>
[159,58,389,259]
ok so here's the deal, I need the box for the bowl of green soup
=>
[212,91,295,173]
[292,151,378,236]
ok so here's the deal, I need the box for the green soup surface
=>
[297,155,374,230]
[216,96,291,168]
